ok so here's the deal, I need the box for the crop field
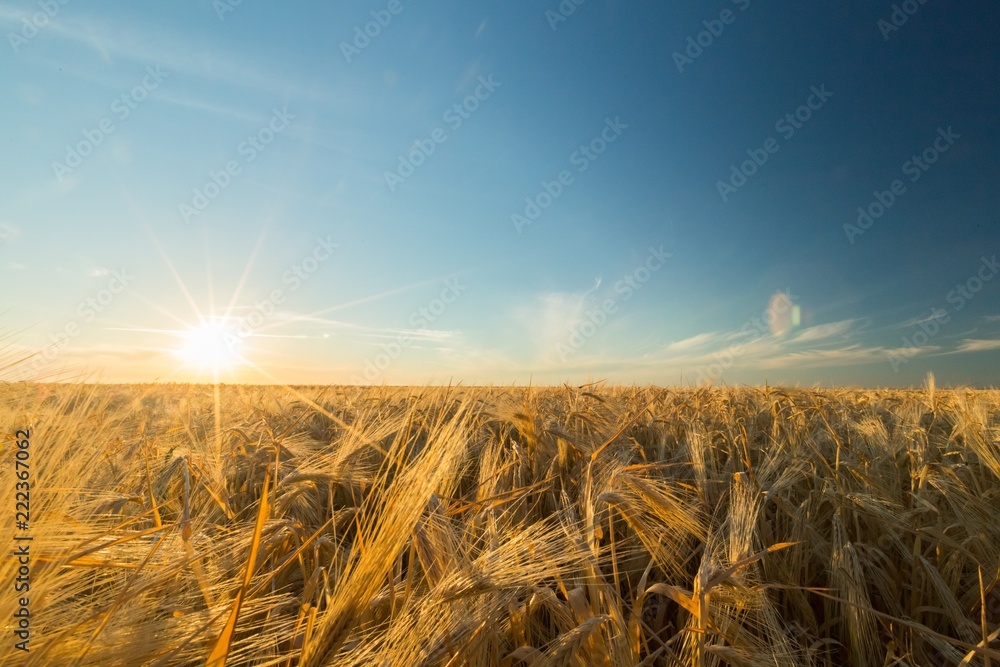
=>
[2,382,1000,666]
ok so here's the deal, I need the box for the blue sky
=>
[2,1,999,386]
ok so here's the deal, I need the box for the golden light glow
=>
[174,321,244,372]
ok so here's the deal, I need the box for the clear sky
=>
[2,1,999,386]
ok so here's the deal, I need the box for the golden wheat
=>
[1,382,999,666]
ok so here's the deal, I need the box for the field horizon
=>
[8,380,1000,390]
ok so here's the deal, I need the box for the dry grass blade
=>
[704,541,798,590]
[206,470,271,667]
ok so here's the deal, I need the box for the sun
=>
[174,320,244,372]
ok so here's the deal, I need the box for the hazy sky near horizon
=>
[2,1,999,386]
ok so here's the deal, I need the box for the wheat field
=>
[2,382,999,666]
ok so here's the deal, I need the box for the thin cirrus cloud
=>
[951,339,1000,354]
[654,318,873,370]
[787,319,860,344]
[664,332,721,352]
[895,309,950,329]
[1,9,293,95]
[758,344,891,370]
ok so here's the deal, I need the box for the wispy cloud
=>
[889,345,941,356]
[489,295,884,382]
[789,319,858,343]
[148,308,465,349]
[952,339,1000,353]
[759,344,891,369]
[150,93,270,124]
[896,308,949,329]
[583,316,884,380]
[0,9,318,102]
[664,332,721,352]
